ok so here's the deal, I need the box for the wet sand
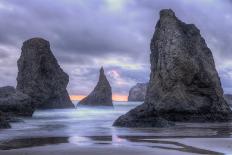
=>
[0,103,232,155]
[0,144,184,155]
[0,136,231,155]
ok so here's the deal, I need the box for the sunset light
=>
[70,95,86,101]
[0,0,231,154]
[70,95,128,101]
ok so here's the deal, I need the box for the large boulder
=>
[78,67,113,106]
[114,9,232,127]
[0,86,34,116]
[128,83,148,101]
[16,38,74,109]
[0,111,10,129]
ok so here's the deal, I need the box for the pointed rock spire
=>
[78,67,113,106]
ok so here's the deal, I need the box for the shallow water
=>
[0,101,232,154]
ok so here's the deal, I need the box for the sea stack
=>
[114,9,232,127]
[16,38,74,109]
[128,83,148,101]
[78,67,113,106]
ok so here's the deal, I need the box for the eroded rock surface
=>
[0,111,10,129]
[128,83,148,101]
[114,9,232,127]
[78,67,113,106]
[16,38,74,109]
[0,86,34,116]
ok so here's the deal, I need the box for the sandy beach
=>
[0,138,231,155]
[0,144,181,155]
[0,1,232,154]
[0,102,232,155]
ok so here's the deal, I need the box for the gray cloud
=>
[0,0,231,97]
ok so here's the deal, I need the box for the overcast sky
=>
[0,0,232,97]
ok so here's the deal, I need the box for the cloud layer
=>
[0,0,232,97]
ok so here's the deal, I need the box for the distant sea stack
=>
[114,9,232,127]
[78,67,113,106]
[16,38,74,109]
[128,83,148,101]
[0,86,34,116]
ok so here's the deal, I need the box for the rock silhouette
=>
[128,83,148,101]
[16,38,74,109]
[0,86,34,116]
[114,9,232,127]
[78,67,113,106]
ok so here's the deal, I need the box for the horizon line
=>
[70,95,128,102]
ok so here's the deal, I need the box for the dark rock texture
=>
[114,9,232,127]
[16,38,74,109]
[128,83,148,101]
[113,104,173,127]
[0,86,34,116]
[224,94,232,107]
[0,111,10,129]
[78,67,113,106]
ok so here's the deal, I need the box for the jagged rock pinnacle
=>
[79,67,113,106]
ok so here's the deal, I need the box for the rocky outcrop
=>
[114,9,232,127]
[0,86,34,116]
[0,112,10,129]
[224,94,232,107]
[128,83,148,101]
[16,38,74,109]
[78,67,113,106]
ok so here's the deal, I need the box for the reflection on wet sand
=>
[88,135,226,154]
[116,136,223,155]
[0,137,68,150]
[0,103,231,154]
[0,135,229,154]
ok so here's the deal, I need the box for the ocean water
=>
[0,101,232,154]
[0,101,140,141]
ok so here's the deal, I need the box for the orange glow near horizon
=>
[70,95,128,102]
[112,94,128,101]
[70,95,86,101]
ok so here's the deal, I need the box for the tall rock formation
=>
[0,86,34,116]
[78,67,113,106]
[128,83,148,101]
[114,9,232,127]
[16,38,74,109]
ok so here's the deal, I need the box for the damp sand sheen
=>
[0,101,232,155]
